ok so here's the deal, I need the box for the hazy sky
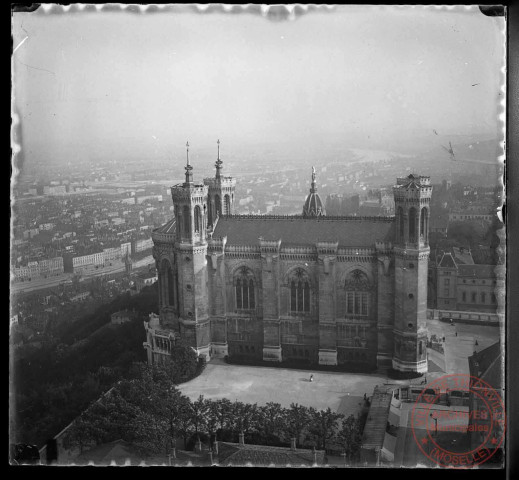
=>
[12,5,505,167]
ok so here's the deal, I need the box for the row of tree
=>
[65,363,366,462]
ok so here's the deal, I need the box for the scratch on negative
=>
[13,36,28,54]
[18,61,56,76]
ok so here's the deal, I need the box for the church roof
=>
[212,215,395,247]
[154,218,176,234]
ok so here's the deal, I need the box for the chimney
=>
[239,432,245,445]
[290,438,297,451]
[213,441,219,455]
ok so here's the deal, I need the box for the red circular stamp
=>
[410,374,505,468]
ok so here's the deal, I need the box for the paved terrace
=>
[179,359,387,416]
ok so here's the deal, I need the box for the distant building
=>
[435,252,499,313]
[449,211,494,225]
[12,256,64,281]
[132,238,153,254]
[71,252,104,273]
[70,291,90,303]
[103,246,121,263]
[429,217,448,237]
[136,195,163,204]
[120,242,132,257]
[110,309,139,325]
[134,271,158,292]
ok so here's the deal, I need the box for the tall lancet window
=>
[409,207,417,243]
[235,267,255,310]
[398,207,404,241]
[194,205,201,233]
[290,268,310,313]
[183,205,190,237]
[215,195,221,217]
[224,194,231,215]
[345,269,371,317]
[420,207,427,240]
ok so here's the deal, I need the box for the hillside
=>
[11,283,159,448]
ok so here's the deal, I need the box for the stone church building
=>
[144,143,432,373]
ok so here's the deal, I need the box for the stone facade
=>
[144,146,431,373]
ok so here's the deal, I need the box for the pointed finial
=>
[184,141,193,184]
[215,139,223,179]
[310,166,317,193]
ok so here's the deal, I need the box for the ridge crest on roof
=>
[220,214,395,222]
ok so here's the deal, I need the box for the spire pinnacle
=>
[310,166,317,193]
[184,141,193,185]
[215,139,223,180]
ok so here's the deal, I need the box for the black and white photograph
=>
[10,3,507,469]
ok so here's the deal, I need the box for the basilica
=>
[144,142,432,373]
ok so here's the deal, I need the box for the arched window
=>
[235,267,255,310]
[224,194,231,215]
[183,205,190,236]
[194,205,201,233]
[289,268,310,313]
[409,207,417,243]
[345,269,371,317]
[167,264,175,306]
[420,207,427,237]
[160,258,175,308]
[215,195,221,217]
[398,207,404,240]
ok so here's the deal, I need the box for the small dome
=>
[302,166,325,217]
[303,192,325,216]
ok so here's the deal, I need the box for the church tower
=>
[302,166,325,216]
[392,174,431,372]
[169,142,211,359]
[205,140,236,228]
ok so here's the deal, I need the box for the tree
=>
[64,388,141,454]
[169,340,198,384]
[236,402,260,439]
[308,407,343,451]
[284,403,310,447]
[337,414,362,465]
[259,402,285,444]
[188,395,208,440]
[204,399,222,445]
[65,364,193,456]
[211,398,233,440]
